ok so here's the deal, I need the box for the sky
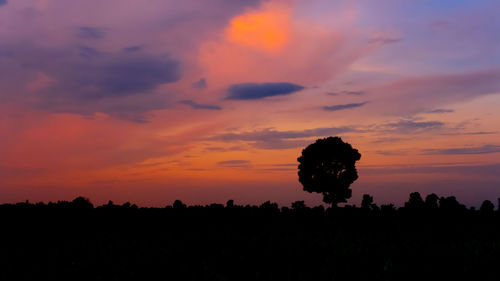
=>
[1,0,499,207]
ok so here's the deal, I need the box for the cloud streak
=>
[192,78,207,89]
[323,102,367,112]
[383,119,444,133]
[179,100,221,110]
[208,126,358,149]
[423,145,500,155]
[76,26,105,40]
[217,160,251,168]
[226,82,304,100]
[372,68,500,115]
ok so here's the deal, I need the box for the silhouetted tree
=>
[226,199,234,208]
[71,196,93,209]
[361,194,374,210]
[439,196,465,211]
[425,193,439,209]
[480,200,494,213]
[405,192,424,209]
[260,201,279,211]
[297,137,361,206]
[173,200,187,209]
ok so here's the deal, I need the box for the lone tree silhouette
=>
[297,136,361,207]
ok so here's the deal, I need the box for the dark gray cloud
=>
[422,145,500,155]
[0,0,7,6]
[179,100,221,110]
[426,108,454,114]
[41,53,180,101]
[226,82,304,100]
[86,56,179,97]
[0,44,181,122]
[207,126,358,149]
[77,26,105,40]
[123,46,142,52]
[323,102,367,112]
[192,78,207,89]
[217,160,251,168]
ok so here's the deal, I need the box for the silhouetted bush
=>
[480,200,494,213]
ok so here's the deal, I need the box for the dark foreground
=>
[2,195,500,281]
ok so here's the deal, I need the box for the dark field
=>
[2,197,500,281]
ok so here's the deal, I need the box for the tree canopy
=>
[297,136,361,206]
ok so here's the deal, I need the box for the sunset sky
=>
[1,0,499,207]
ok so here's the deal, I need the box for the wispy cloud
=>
[368,35,402,44]
[217,160,251,168]
[123,46,142,52]
[425,108,454,114]
[422,145,500,155]
[327,91,364,96]
[362,163,500,178]
[207,126,358,149]
[192,78,207,89]
[382,119,444,133]
[179,100,221,110]
[323,102,367,112]
[373,68,500,115]
[76,26,105,40]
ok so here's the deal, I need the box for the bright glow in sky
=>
[0,0,499,207]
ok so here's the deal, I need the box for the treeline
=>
[1,192,498,214]
[2,192,500,280]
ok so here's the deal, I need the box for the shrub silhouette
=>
[173,199,187,209]
[405,192,425,209]
[480,200,494,213]
[71,196,93,209]
[361,194,374,210]
[297,137,361,206]
[424,193,439,209]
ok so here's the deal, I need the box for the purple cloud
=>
[76,26,105,40]
[179,100,221,110]
[192,78,207,89]
[227,83,304,100]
